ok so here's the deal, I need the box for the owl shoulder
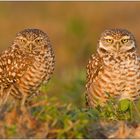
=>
[86,53,104,88]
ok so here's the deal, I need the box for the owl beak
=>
[28,43,33,52]
[116,45,119,51]
[116,42,120,52]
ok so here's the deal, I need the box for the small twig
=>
[30,100,48,108]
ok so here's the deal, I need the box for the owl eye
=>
[105,39,113,43]
[20,39,26,43]
[35,39,42,43]
[36,39,40,42]
[121,39,129,43]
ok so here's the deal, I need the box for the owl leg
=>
[0,85,3,96]
[0,86,11,107]
[20,95,28,113]
[0,86,4,106]
[3,88,11,105]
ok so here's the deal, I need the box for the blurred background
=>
[0,2,140,107]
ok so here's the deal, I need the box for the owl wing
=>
[86,53,103,106]
[0,45,35,86]
[137,56,140,92]
[41,47,55,85]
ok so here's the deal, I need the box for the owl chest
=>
[16,54,54,94]
[103,56,138,87]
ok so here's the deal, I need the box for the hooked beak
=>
[28,43,33,52]
[115,42,120,52]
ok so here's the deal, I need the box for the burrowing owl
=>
[86,28,140,107]
[0,29,55,106]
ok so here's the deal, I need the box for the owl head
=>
[98,28,136,54]
[13,28,51,54]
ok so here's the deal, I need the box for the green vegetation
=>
[0,73,140,139]
[0,2,140,138]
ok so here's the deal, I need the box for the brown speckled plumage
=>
[86,28,140,107]
[0,29,55,106]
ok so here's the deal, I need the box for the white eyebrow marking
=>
[104,36,113,39]
[16,36,27,40]
[122,36,130,39]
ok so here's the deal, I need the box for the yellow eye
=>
[106,39,113,43]
[35,38,43,43]
[121,39,129,43]
[36,39,40,42]
[20,39,26,43]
